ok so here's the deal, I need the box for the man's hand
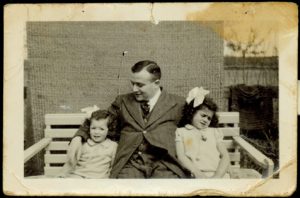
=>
[67,136,82,167]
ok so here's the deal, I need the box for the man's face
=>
[130,69,160,102]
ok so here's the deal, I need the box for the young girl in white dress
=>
[175,87,230,178]
[59,110,118,178]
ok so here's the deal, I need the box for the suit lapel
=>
[122,94,145,128]
[146,90,177,127]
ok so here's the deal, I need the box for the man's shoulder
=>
[113,93,134,102]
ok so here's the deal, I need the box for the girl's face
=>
[192,106,214,130]
[89,118,109,143]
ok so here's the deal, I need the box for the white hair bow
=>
[186,87,210,107]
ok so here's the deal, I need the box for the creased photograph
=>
[3,3,298,196]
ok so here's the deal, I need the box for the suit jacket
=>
[75,89,191,178]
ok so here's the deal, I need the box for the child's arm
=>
[56,144,79,177]
[109,142,118,171]
[67,137,83,167]
[57,160,75,178]
[212,141,230,178]
[175,132,207,178]
[68,119,90,166]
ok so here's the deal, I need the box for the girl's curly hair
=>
[178,97,219,128]
[83,109,118,140]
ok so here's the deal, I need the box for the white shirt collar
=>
[184,124,195,130]
[148,88,161,112]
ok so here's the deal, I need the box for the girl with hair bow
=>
[175,87,230,178]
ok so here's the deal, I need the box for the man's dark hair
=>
[178,97,219,128]
[131,60,161,81]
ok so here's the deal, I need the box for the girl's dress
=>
[175,124,230,178]
[64,138,118,178]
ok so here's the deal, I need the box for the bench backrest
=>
[43,112,240,176]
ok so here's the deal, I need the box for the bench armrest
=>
[24,137,52,163]
[233,136,274,178]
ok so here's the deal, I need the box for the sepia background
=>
[24,21,279,177]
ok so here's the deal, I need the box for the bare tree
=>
[226,28,268,84]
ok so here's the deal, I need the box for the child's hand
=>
[67,136,82,167]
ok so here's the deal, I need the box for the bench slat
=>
[46,141,70,151]
[233,136,274,172]
[229,153,240,162]
[45,154,68,163]
[44,167,63,176]
[219,128,240,137]
[44,152,241,164]
[45,129,77,138]
[216,112,239,124]
[45,113,86,125]
[24,138,52,163]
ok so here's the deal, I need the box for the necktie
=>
[141,101,150,121]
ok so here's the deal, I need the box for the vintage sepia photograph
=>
[4,3,297,196]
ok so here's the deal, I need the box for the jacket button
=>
[142,131,147,134]
[138,151,142,155]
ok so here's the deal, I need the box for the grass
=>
[239,124,279,178]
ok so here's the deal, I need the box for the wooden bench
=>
[24,112,274,178]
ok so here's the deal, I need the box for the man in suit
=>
[69,60,191,178]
